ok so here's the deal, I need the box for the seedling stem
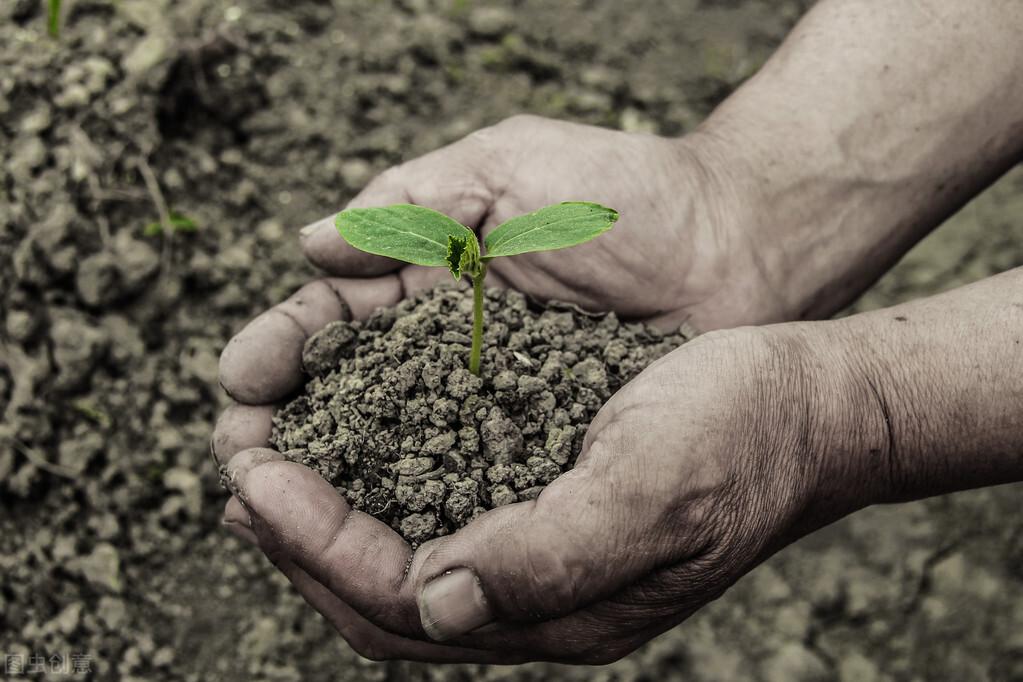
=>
[470,262,487,375]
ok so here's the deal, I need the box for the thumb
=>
[301,127,502,275]
[411,437,688,642]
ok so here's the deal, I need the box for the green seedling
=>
[48,0,62,38]
[335,201,618,375]
[143,211,199,237]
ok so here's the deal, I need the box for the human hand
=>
[216,326,869,663]
[294,114,777,332]
[213,113,779,500]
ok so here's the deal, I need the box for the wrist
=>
[689,106,918,324]
[747,321,896,530]
[665,132,795,329]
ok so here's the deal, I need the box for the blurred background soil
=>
[1,0,1021,680]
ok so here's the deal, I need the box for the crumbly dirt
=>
[271,285,691,544]
[2,0,1023,680]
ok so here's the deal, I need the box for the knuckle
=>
[373,164,407,189]
[357,643,392,662]
[498,113,540,130]
[344,633,390,662]
[512,533,584,618]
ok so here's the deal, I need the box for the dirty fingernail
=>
[418,568,493,642]
[300,215,334,238]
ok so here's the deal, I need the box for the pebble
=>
[163,467,203,518]
[72,543,122,593]
[468,7,515,38]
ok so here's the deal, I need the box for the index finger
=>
[218,276,401,405]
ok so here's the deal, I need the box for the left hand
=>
[217,324,872,664]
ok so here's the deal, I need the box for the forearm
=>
[807,267,1023,513]
[695,0,1023,321]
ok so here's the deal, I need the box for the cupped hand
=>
[215,322,866,664]
[214,114,773,462]
[212,114,809,663]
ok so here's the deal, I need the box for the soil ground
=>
[1,1,1021,680]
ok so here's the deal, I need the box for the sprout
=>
[335,202,618,375]
[48,0,62,38]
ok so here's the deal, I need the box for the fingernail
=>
[418,568,493,642]
[222,518,259,545]
[300,215,334,238]
[223,496,252,528]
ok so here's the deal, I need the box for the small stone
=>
[51,312,108,392]
[98,596,128,630]
[72,543,122,593]
[303,320,358,376]
[458,426,480,455]
[122,32,172,77]
[113,231,160,294]
[19,104,53,134]
[571,357,607,389]
[163,467,203,518]
[8,136,46,181]
[400,512,437,545]
[486,464,513,484]
[526,455,561,484]
[76,251,121,307]
[493,370,517,391]
[441,330,472,345]
[51,603,82,635]
[760,643,829,682]
[422,431,457,456]
[511,462,535,489]
[391,457,435,477]
[838,653,879,682]
[480,406,523,464]
[445,490,476,524]
[545,425,576,465]
[5,309,37,342]
[489,484,517,507]
[340,159,373,189]
[442,451,466,472]
[57,430,103,475]
[446,367,483,399]
[468,7,514,37]
[516,375,546,397]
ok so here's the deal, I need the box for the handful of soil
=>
[271,284,693,545]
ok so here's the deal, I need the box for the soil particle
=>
[271,284,691,544]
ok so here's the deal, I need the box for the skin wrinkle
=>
[864,375,901,499]
[317,279,352,321]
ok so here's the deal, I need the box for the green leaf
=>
[483,202,618,259]
[335,204,477,268]
[168,212,198,232]
[446,230,482,280]
[447,234,468,279]
[143,212,199,237]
